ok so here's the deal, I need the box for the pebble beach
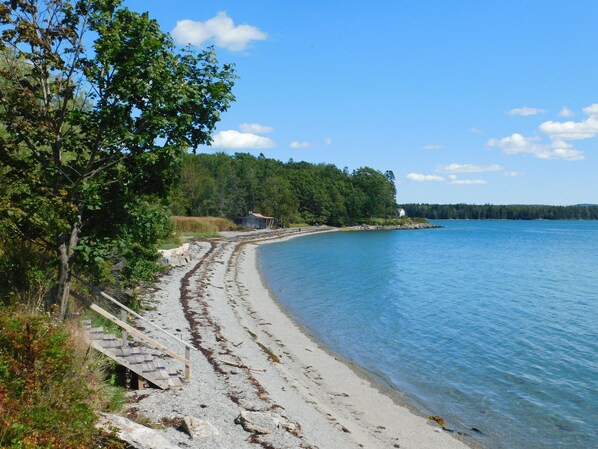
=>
[127,228,477,449]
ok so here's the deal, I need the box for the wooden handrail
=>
[71,290,191,380]
[71,274,194,350]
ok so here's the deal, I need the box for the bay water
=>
[257,221,598,449]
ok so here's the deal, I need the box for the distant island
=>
[402,204,598,220]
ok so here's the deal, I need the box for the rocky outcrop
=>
[343,221,441,231]
[97,413,179,449]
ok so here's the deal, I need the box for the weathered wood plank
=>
[71,291,189,368]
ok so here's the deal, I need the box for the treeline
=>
[169,152,398,227]
[402,204,598,220]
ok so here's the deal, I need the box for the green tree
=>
[351,167,396,218]
[259,176,299,227]
[0,1,235,317]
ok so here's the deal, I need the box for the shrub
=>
[0,310,108,448]
[0,241,53,308]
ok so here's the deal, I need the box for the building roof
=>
[248,212,274,219]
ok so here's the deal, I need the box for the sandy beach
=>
[130,228,478,449]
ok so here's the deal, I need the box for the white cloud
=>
[211,130,275,150]
[290,140,311,149]
[487,133,585,161]
[436,163,503,174]
[172,12,267,51]
[324,137,333,145]
[508,106,545,117]
[470,127,483,134]
[406,173,444,182]
[446,173,488,185]
[488,103,598,161]
[504,171,524,177]
[559,107,574,118]
[548,140,585,161]
[239,123,273,134]
[422,144,444,150]
[449,179,487,185]
[539,104,598,140]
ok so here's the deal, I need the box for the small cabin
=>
[240,211,275,229]
[398,208,406,218]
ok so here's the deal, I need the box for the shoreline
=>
[250,231,482,449]
[130,228,481,449]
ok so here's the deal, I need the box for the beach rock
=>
[158,244,193,267]
[182,416,219,439]
[272,414,298,433]
[235,411,297,434]
[235,411,278,434]
[97,413,178,449]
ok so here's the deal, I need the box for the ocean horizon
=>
[257,221,598,449]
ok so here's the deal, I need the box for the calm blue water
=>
[258,221,598,449]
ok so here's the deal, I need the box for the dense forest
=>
[169,152,398,227]
[403,203,598,220]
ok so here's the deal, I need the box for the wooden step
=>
[82,323,183,390]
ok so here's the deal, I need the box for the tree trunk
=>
[55,215,81,320]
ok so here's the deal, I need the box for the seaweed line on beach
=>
[177,233,309,448]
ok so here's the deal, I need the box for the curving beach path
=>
[131,228,476,449]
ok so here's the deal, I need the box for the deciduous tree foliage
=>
[170,152,398,226]
[0,0,235,316]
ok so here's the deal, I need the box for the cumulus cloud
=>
[290,141,311,149]
[504,171,524,177]
[559,107,574,118]
[488,103,598,161]
[239,123,273,134]
[487,133,585,161]
[508,106,545,117]
[324,137,333,145]
[539,104,598,140]
[436,163,503,174]
[422,144,444,150]
[470,127,483,134]
[406,173,444,182]
[211,130,275,150]
[172,12,267,51]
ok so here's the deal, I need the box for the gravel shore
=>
[128,228,475,449]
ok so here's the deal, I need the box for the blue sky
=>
[124,1,598,205]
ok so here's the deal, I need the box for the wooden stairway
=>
[82,320,183,390]
[70,282,193,391]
